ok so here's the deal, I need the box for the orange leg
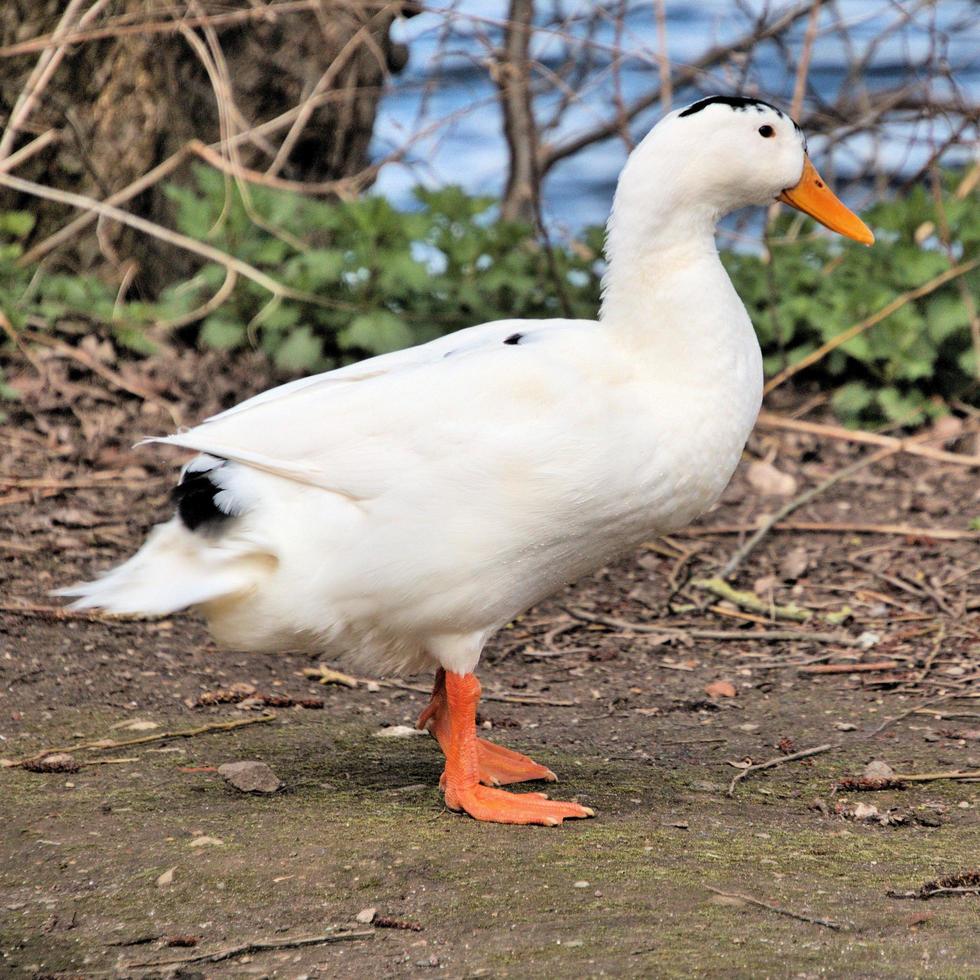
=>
[418,668,557,786]
[424,670,594,826]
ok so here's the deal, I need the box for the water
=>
[371,0,979,232]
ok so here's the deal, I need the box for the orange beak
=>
[779,156,874,245]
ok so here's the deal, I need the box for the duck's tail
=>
[55,455,276,616]
[53,517,273,616]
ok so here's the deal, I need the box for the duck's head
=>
[612,94,873,246]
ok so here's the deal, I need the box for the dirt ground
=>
[1,344,978,978]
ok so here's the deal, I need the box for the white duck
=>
[60,95,873,826]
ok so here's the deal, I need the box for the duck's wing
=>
[147,318,597,498]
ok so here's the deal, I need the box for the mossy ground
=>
[2,708,978,979]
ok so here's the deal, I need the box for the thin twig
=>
[706,885,843,930]
[2,713,277,769]
[126,928,374,968]
[727,743,833,797]
[763,258,980,395]
[684,520,980,541]
[756,411,980,467]
[720,446,897,578]
[798,661,900,674]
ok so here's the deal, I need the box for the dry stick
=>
[684,521,980,541]
[0,129,60,174]
[540,0,817,172]
[720,445,897,578]
[2,713,276,769]
[705,886,843,931]
[756,411,980,468]
[653,0,672,110]
[892,770,980,783]
[266,8,392,177]
[727,743,833,797]
[0,0,90,161]
[563,607,859,645]
[889,886,980,900]
[798,661,899,674]
[764,257,980,395]
[0,171,324,310]
[0,0,334,58]
[126,929,374,969]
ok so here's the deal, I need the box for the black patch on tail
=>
[173,466,234,532]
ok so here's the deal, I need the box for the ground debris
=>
[197,682,323,709]
[375,914,424,932]
[705,885,843,930]
[887,871,980,900]
[124,927,374,968]
[834,776,908,792]
[21,752,79,773]
[217,760,282,794]
[704,680,737,698]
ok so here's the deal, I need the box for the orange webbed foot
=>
[475,738,558,786]
[445,783,594,826]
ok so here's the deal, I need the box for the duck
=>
[58,95,873,826]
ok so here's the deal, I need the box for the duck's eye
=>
[758,125,775,138]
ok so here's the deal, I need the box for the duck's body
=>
[61,95,872,825]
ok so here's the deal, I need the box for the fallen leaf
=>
[704,680,737,699]
[779,546,809,581]
[156,867,176,887]
[747,460,797,497]
[355,907,377,925]
[110,719,159,732]
[23,753,79,773]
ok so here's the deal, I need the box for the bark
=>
[496,0,539,224]
[0,1,414,290]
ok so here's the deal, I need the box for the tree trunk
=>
[0,1,414,291]
[496,0,540,225]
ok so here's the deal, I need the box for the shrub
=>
[1,168,976,428]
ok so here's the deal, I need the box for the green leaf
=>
[339,311,414,354]
[200,316,245,351]
[0,211,36,237]
[274,326,322,371]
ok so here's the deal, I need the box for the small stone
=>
[863,759,895,780]
[156,867,176,887]
[373,725,427,739]
[355,907,376,924]
[704,680,737,699]
[217,760,282,794]
[834,722,858,732]
[573,880,589,889]
[957,801,972,810]
[852,802,880,821]
[189,836,223,848]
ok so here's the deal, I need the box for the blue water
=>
[371,1,978,232]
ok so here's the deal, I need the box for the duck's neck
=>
[600,188,729,335]
[598,185,763,415]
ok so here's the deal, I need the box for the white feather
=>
[56,101,816,674]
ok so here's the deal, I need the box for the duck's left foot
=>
[445,783,594,826]
[431,670,596,826]
[419,668,557,786]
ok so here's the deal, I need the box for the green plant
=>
[161,168,602,372]
[1,168,976,429]
[724,172,979,426]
